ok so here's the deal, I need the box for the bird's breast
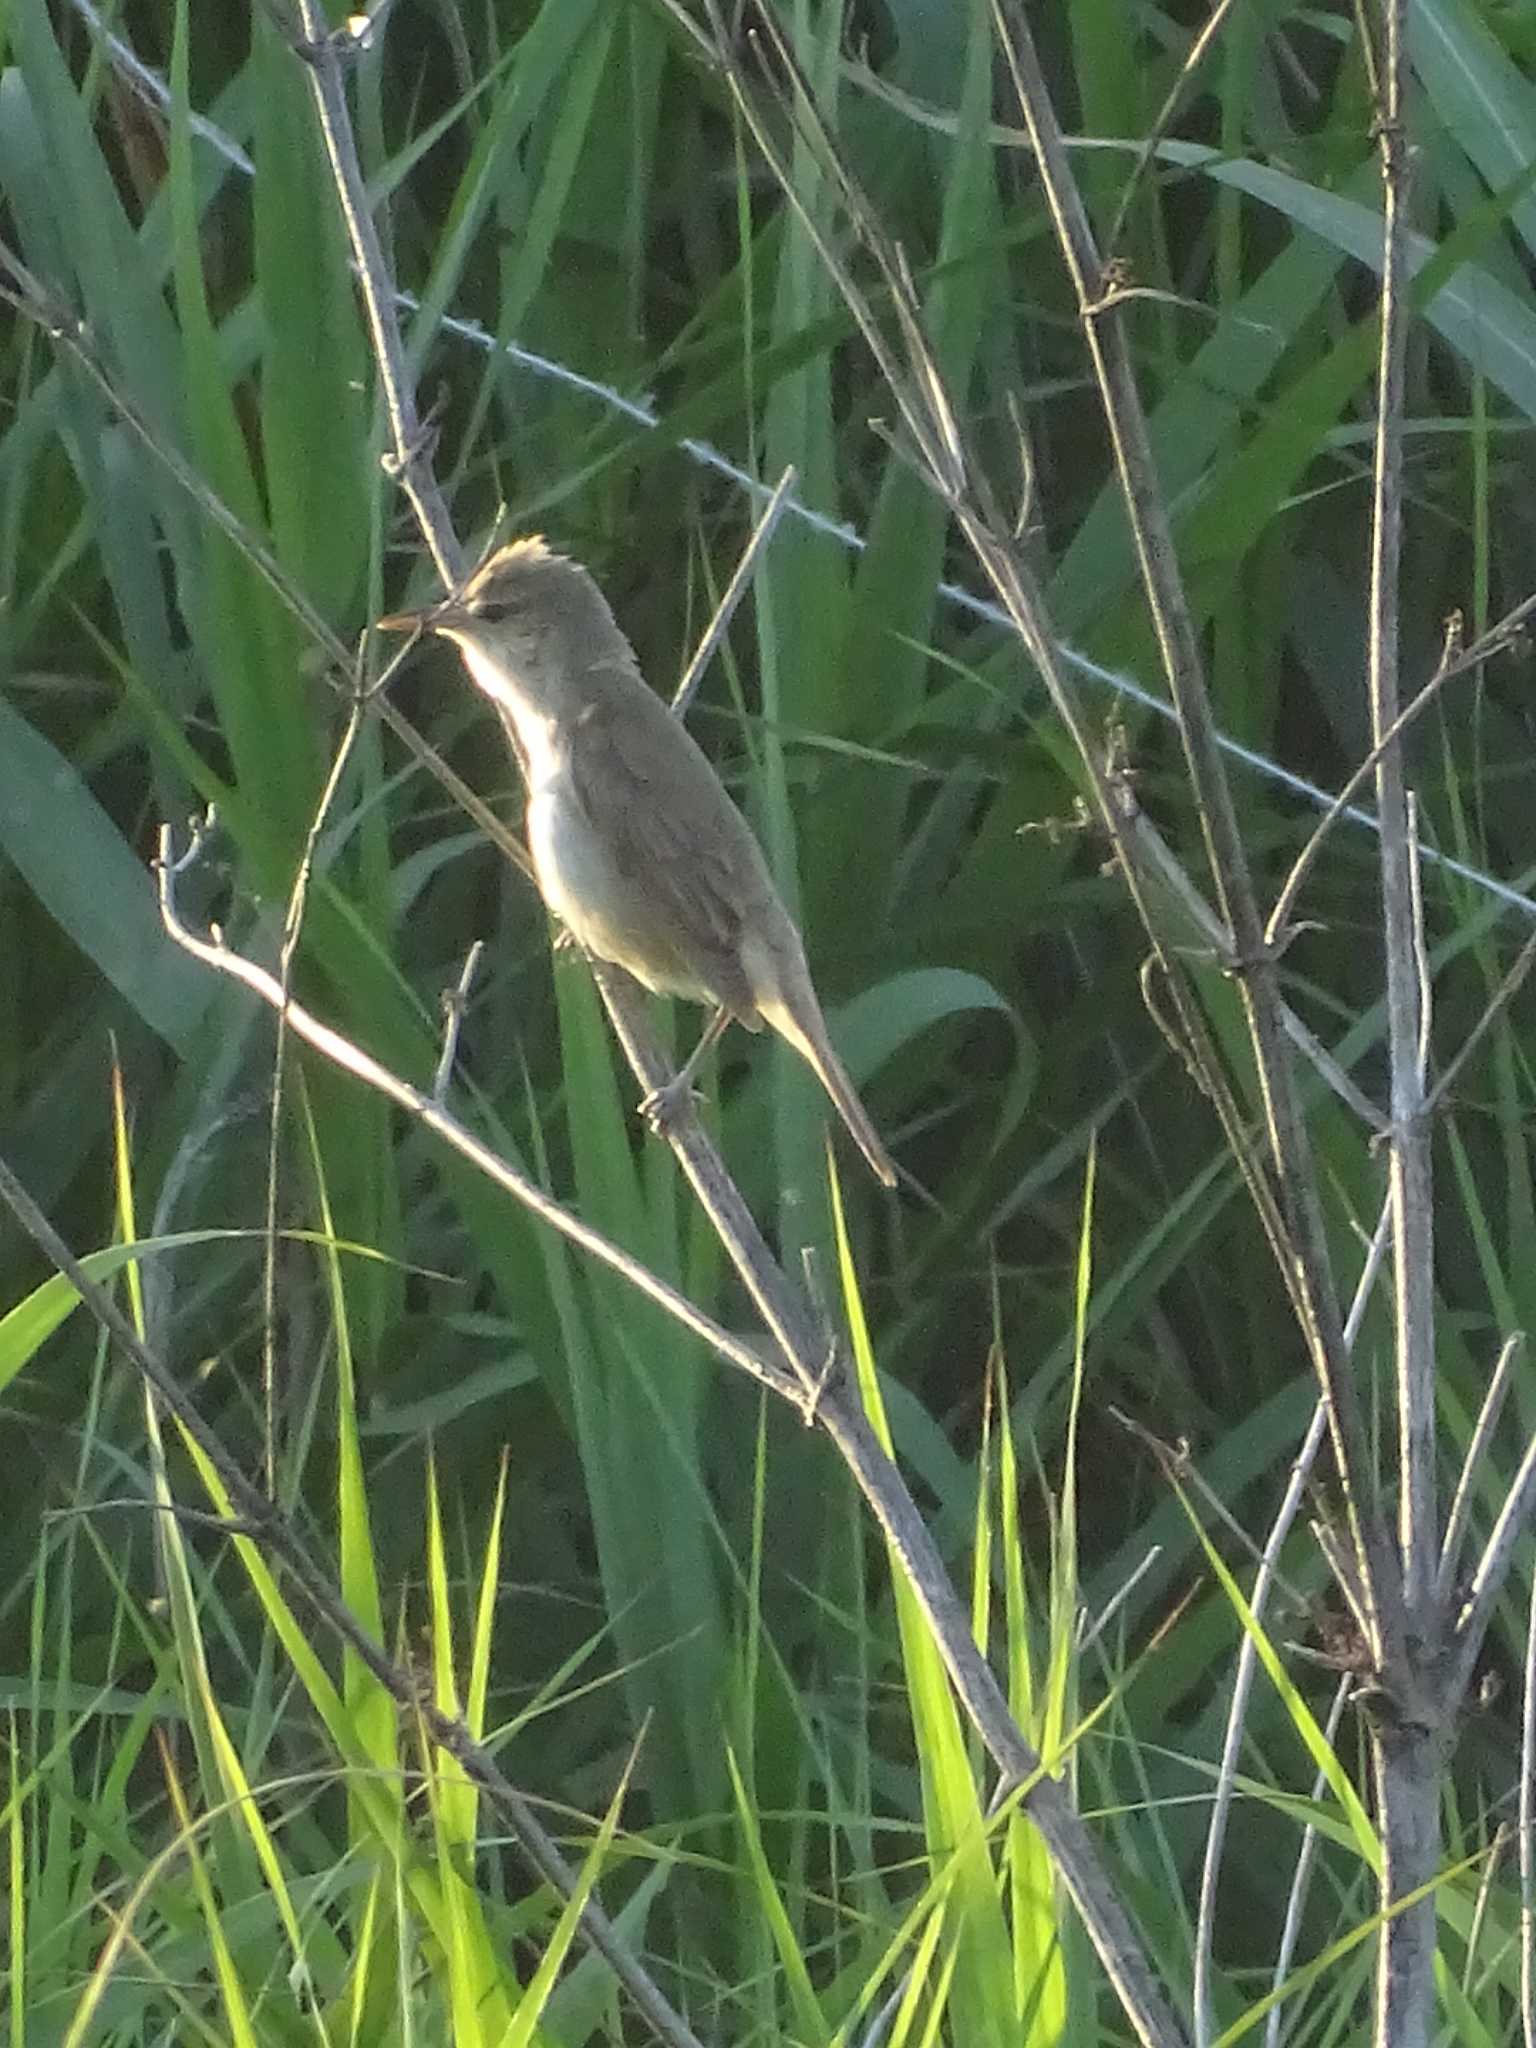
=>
[526,762,707,1002]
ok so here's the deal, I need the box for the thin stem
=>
[1267,653,1486,949]
[672,465,798,716]
[1266,1675,1355,2048]
[1438,1333,1524,1602]
[1449,1424,1536,1703]
[1198,1199,1391,2048]
[286,0,462,584]
[1425,928,1536,1118]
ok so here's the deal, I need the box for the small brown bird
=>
[380,538,898,1186]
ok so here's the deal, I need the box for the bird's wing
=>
[564,670,778,1018]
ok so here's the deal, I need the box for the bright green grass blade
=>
[468,1450,510,1741]
[297,1079,401,1886]
[419,1541,518,2045]
[1179,1481,1379,1871]
[158,1745,261,2048]
[495,1743,641,2048]
[831,1163,1015,2047]
[725,1743,826,2044]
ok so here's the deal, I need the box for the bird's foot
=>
[639,1073,704,1134]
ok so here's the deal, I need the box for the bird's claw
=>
[639,1074,704,1133]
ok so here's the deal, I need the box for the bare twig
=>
[1078,1547,1163,1656]
[1425,928,1536,1118]
[1104,0,1244,255]
[433,940,485,1104]
[285,0,462,584]
[672,465,798,716]
[1362,3,1443,2033]
[1438,1334,1525,1602]
[1266,650,1489,951]
[1266,1674,1355,2048]
[156,819,800,1404]
[1449,1426,1536,1704]
[1198,1198,1391,2047]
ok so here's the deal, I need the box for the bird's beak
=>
[375,598,470,636]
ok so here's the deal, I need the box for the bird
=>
[379,537,899,1187]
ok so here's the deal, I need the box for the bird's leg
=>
[639,1006,734,1132]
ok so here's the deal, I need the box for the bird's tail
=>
[757,995,899,1189]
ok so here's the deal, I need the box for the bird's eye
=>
[472,598,516,624]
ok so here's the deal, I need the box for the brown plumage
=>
[380,538,898,1187]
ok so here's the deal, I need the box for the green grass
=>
[3,0,1536,2040]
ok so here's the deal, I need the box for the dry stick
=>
[1424,926,1536,1118]
[672,465,799,716]
[154,823,1187,2048]
[1437,1334,1524,1603]
[1362,1,1439,2040]
[1103,0,1244,256]
[1448,1427,1536,1707]
[287,0,462,589]
[155,822,799,1405]
[1078,1545,1164,1658]
[988,0,1396,1674]
[1196,1199,1392,2048]
[1266,1673,1355,2048]
[1365,26,1437,1606]
[1266,650,1492,950]
[0,1145,708,2048]
[433,939,486,1103]
[1462,1822,1509,2005]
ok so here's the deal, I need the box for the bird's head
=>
[377,537,620,716]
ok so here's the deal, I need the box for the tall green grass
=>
[3,0,1536,2039]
